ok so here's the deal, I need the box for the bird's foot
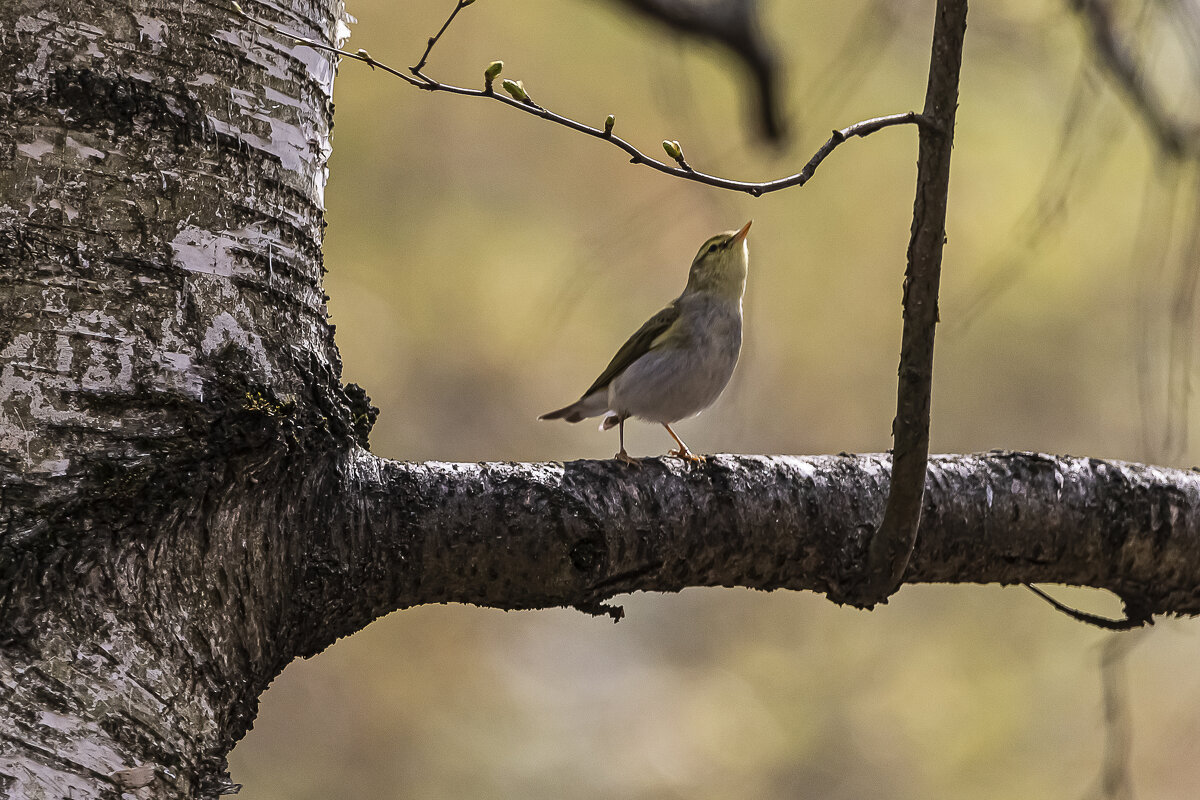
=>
[668,447,705,464]
[615,449,642,467]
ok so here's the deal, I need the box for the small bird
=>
[540,221,752,465]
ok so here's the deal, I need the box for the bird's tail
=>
[538,403,585,423]
[538,391,608,423]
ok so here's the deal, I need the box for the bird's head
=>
[685,221,751,301]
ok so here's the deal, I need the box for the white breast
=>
[608,298,742,423]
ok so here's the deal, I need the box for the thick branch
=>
[289,450,1200,657]
[864,0,968,602]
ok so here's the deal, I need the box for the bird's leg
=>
[663,423,705,463]
[615,417,641,466]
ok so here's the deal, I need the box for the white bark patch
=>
[1,333,32,362]
[15,11,54,34]
[0,304,168,469]
[202,312,273,378]
[170,226,237,276]
[111,764,157,789]
[17,37,55,84]
[80,338,135,392]
[55,333,74,373]
[36,711,130,772]
[36,458,70,477]
[62,18,105,36]
[14,12,105,86]
[0,334,76,457]
[171,224,302,282]
[780,455,817,477]
[64,136,106,162]
[335,5,355,48]
[0,757,95,800]
[48,198,80,220]
[290,40,337,95]
[209,19,338,207]
[230,87,311,173]
[16,138,55,161]
[0,609,219,799]
[210,28,289,80]
[155,351,202,397]
[134,13,167,46]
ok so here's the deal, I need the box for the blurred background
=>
[230,0,1200,797]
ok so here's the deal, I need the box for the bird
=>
[539,221,751,465]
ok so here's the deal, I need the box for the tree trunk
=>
[1,0,358,795]
[2,1,1198,798]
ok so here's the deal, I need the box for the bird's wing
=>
[582,301,682,397]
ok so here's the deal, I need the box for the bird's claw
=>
[668,448,705,464]
[615,449,642,467]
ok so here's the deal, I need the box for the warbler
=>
[540,221,752,465]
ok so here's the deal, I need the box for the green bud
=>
[502,79,528,101]
[232,1,244,14]
[662,139,682,160]
[604,114,615,135]
[485,61,504,81]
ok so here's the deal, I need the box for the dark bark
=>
[865,0,967,601]
[297,451,1200,644]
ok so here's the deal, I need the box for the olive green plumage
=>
[540,221,752,464]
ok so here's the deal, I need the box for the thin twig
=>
[1087,631,1146,800]
[233,3,935,197]
[411,0,471,79]
[1162,168,1200,461]
[1025,584,1154,631]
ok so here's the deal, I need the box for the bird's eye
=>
[706,242,719,254]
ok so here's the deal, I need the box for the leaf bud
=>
[502,79,528,101]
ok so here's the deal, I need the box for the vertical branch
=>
[1163,167,1200,461]
[1085,631,1146,800]
[857,0,969,603]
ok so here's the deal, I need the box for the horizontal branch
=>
[289,451,1200,655]
[235,5,935,196]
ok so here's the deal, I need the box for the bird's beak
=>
[733,220,752,242]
